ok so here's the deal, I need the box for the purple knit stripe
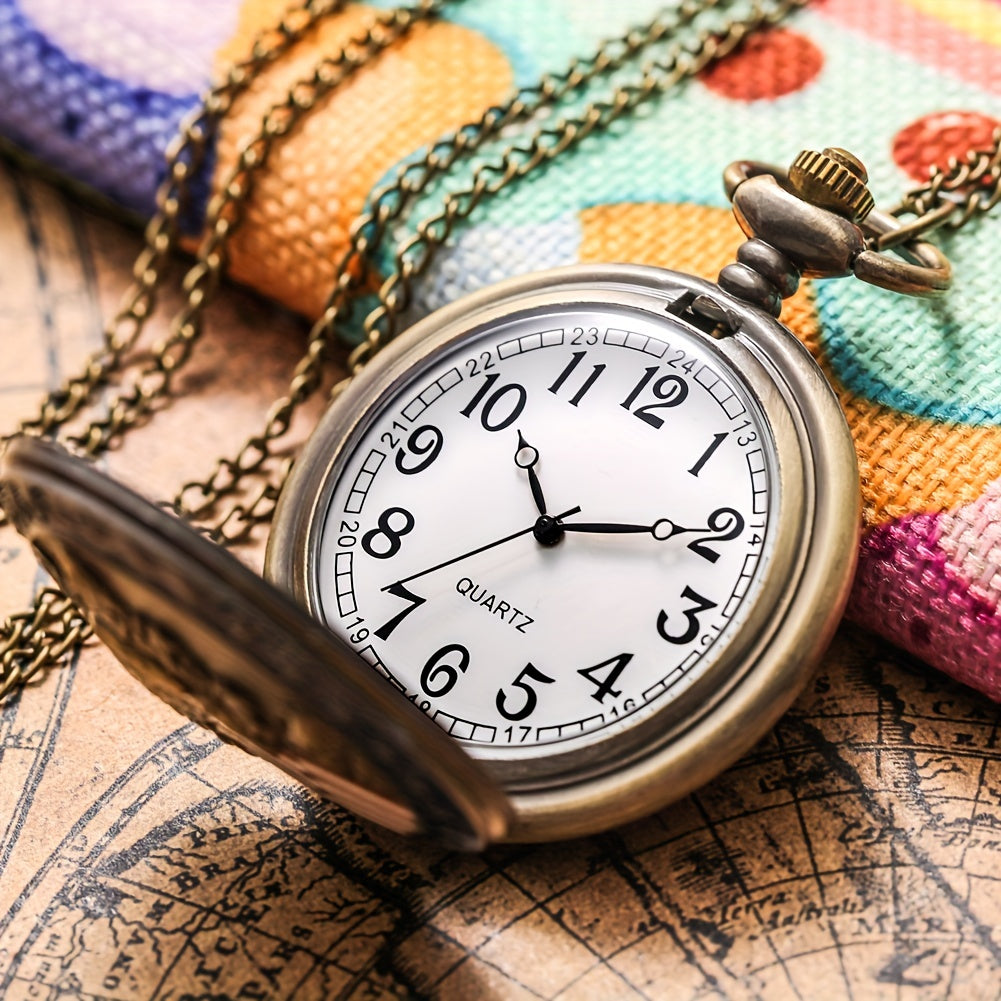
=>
[0,0,208,219]
[849,512,1001,694]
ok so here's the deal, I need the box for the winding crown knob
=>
[788,147,875,222]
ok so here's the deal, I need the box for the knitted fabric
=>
[1,0,1000,695]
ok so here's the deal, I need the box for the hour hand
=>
[514,430,548,516]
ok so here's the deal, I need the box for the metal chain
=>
[174,0,740,534]
[41,0,446,462]
[0,589,91,701]
[9,0,352,452]
[351,1,797,362]
[0,0,448,700]
[876,127,1001,252]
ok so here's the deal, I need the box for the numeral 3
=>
[657,586,717,645]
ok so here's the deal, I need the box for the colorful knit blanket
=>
[2,0,1001,695]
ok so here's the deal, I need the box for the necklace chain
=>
[11,0,357,447]
[1,0,998,703]
[876,133,1001,251]
[175,0,744,539]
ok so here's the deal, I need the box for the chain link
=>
[876,126,1001,252]
[0,589,91,702]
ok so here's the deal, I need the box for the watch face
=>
[306,297,778,782]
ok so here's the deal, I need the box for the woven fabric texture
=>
[1,0,1000,695]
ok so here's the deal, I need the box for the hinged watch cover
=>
[0,435,511,850]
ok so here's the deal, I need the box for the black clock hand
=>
[560,518,698,540]
[386,505,582,588]
[514,430,547,516]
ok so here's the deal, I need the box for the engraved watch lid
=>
[0,436,511,850]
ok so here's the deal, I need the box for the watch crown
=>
[788,147,875,222]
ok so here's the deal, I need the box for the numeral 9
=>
[395,424,444,475]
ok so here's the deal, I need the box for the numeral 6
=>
[419,643,471,697]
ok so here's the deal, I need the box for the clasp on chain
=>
[720,148,951,317]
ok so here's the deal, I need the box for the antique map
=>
[3,154,1001,1000]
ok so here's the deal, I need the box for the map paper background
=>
[4,146,1001,1000]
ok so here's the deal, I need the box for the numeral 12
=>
[620,367,689,429]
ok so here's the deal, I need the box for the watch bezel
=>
[266,264,859,841]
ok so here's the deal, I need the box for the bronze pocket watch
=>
[1,149,954,848]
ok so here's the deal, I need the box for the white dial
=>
[311,302,776,772]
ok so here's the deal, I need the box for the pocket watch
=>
[0,149,951,848]
[264,257,853,843]
[265,149,950,842]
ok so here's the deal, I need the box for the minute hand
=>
[388,505,582,588]
[560,517,697,539]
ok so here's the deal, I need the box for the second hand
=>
[385,505,582,590]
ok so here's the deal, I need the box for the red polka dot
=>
[700,29,823,101]
[892,111,1001,182]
